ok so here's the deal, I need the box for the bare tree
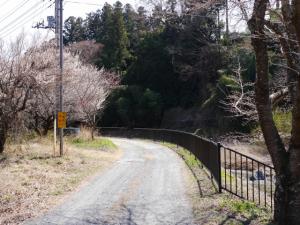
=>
[67,40,103,65]
[208,0,300,222]
[222,61,289,122]
[247,0,300,224]
[221,59,258,122]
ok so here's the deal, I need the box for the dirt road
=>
[26,138,195,225]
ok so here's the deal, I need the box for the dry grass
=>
[0,136,121,225]
[76,126,94,140]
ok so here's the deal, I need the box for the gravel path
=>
[25,138,195,225]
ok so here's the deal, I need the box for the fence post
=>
[217,142,222,193]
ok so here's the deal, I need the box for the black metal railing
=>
[220,145,275,210]
[99,127,275,210]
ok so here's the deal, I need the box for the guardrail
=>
[99,127,275,209]
[220,145,275,210]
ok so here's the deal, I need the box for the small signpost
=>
[57,112,67,129]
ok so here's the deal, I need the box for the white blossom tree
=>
[65,56,119,139]
[24,40,119,138]
[0,36,39,153]
[0,37,119,153]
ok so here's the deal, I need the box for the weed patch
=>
[272,110,292,134]
[70,137,117,151]
[220,197,272,224]
[161,142,199,167]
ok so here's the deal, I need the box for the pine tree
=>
[100,1,130,71]
[97,3,113,44]
[63,16,86,45]
[150,5,164,31]
[123,4,138,52]
[166,0,177,13]
[85,10,101,40]
[136,7,149,40]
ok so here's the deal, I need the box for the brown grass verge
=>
[0,137,121,225]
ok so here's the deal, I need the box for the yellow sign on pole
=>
[57,112,67,128]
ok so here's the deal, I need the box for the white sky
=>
[0,0,246,45]
[0,0,139,44]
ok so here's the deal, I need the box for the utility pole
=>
[55,0,59,44]
[53,0,59,157]
[225,0,229,38]
[276,0,280,9]
[58,0,64,156]
[217,7,220,42]
[53,0,64,156]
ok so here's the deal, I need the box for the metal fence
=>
[220,145,275,210]
[99,127,275,209]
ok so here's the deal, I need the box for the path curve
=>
[26,138,195,225]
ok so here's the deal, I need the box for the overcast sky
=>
[0,0,246,45]
[0,0,139,44]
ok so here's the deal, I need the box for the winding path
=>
[26,138,195,225]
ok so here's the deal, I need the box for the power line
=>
[65,1,101,6]
[0,1,48,36]
[1,2,54,38]
[0,0,12,9]
[0,0,29,19]
[0,0,32,26]
[0,6,47,38]
[0,2,55,39]
[0,1,47,35]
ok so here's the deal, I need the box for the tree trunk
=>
[248,1,291,224]
[273,172,300,224]
[264,20,298,104]
[0,123,8,154]
[294,1,300,43]
[270,87,289,107]
[274,145,300,224]
[281,1,300,104]
[34,128,42,136]
[284,67,300,223]
[276,0,279,9]
[248,0,287,176]
[281,2,300,224]
[42,128,49,136]
[42,117,53,136]
[0,128,6,154]
[91,129,95,140]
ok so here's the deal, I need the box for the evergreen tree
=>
[85,10,102,40]
[136,6,149,42]
[97,3,113,44]
[166,0,177,13]
[63,16,86,45]
[150,5,165,31]
[124,32,180,108]
[100,1,130,71]
[123,4,139,53]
